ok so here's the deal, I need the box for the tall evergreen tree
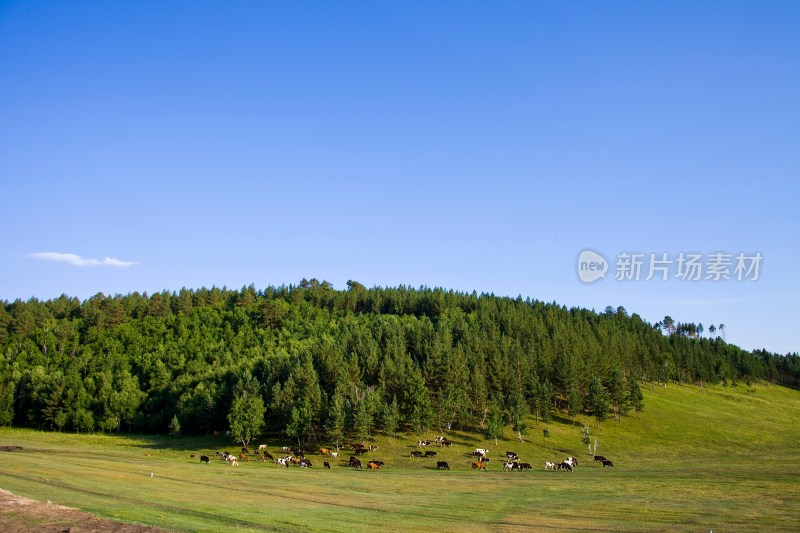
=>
[586,377,609,429]
[626,374,644,419]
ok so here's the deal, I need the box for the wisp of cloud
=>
[30,252,138,268]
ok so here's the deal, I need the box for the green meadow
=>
[1,382,799,532]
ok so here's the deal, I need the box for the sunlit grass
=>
[1,382,799,532]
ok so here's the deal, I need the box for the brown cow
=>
[319,448,331,456]
[471,461,487,470]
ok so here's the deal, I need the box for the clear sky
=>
[1,1,798,354]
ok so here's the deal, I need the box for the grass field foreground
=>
[1,382,799,532]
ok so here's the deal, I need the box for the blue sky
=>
[1,1,798,354]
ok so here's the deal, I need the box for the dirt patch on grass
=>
[0,489,169,532]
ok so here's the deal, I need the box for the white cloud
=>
[29,252,138,268]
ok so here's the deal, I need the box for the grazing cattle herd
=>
[197,438,616,476]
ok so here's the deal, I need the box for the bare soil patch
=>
[0,489,169,533]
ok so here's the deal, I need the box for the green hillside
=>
[1,381,798,532]
[2,283,798,443]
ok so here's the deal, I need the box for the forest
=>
[1,280,797,443]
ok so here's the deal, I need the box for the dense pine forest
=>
[1,280,797,442]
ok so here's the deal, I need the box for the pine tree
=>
[567,383,582,425]
[605,368,625,422]
[325,389,346,448]
[383,396,400,437]
[168,415,181,437]
[626,374,644,419]
[586,377,609,429]
[485,400,504,444]
[508,390,529,442]
[353,398,372,442]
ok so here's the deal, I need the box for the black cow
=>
[410,451,423,458]
[594,455,607,462]
[300,459,313,468]
[351,458,362,469]
[200,455,210,464]
[517,462,532,471]
[559,462,573,471]
[324,461,331,469]
[437,461,450,470]
[262,451,274,461]
[602,459,614,467]
[424,451,437,457]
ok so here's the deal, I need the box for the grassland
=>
[1,382,799,532]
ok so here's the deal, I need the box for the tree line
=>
[0,280,797,443]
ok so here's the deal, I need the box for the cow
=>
[238,453,249,462]
[350,443,365,451]
[241,447,249,454]
[544,462,557,471]
[353,447,368,455]
[230,458,239,466]
[471,461,487,470]
[200,455,210,464]
[503,461,517,471]
[424,451,437,458]
[594,455,607,463]
[300,459,313,468]
[506,451,519,461]
[319,448,331,456]
[351,459,362,470]
[518,462,532,471]
[262,451,274,461]
[330,452,339,459]
[440,438,452,447]
[565,457,578,467]
[417,440,431,447]
[367,461,381,470]
[437,461,450,470]
[258,444,268,451]
[368,445,378,452]
[276,457,290,467]
[478,456,490,463]
[410,451,423,458]
[473,449,488,457]
[324,461,331,469]
[559,461,573,471]
[602,459,614,467]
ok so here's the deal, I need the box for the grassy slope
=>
[1,382,799,532]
